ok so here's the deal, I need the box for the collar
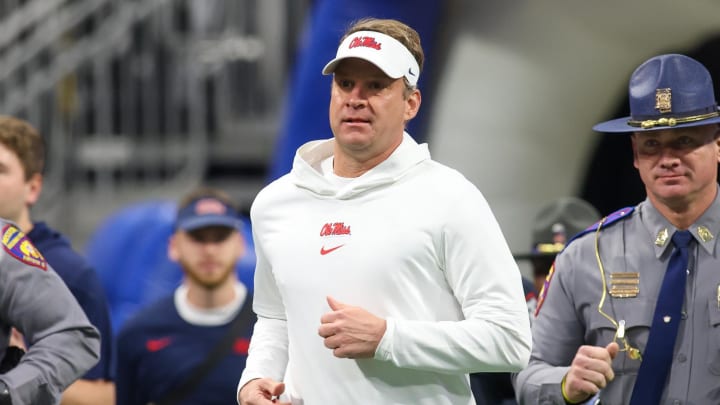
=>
[174,282,247,326]
[291,132,430,199]
[640,193,720,258]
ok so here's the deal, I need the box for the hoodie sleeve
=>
[374,181,532,373]
[236,223,289,395]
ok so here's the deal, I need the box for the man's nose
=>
[658,145,681,167]
[346,87,367,108]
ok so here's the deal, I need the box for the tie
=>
[629,230,693,404]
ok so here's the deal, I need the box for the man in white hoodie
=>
[237,17,531,405]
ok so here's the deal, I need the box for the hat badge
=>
[655,88,672,113]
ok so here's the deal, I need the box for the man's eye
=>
[678,137,693,145]
[337,79,352,88]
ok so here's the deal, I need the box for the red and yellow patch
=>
[2,224,47,270]
[534,262,555,317]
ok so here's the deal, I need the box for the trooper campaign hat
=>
[514,197,600,260]
[593,54,720,133]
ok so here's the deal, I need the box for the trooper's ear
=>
[630,134,641,169]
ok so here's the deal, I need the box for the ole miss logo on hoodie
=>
[319,222,351,256]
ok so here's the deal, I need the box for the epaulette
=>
[534,206,634,317]
[564,206,635,250]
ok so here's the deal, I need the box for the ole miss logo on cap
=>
[349,36,381,50]
[194,198,227,216]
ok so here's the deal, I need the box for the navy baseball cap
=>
[593,54,720,133]
[175,197,242,231]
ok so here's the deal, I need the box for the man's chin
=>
[653,181,688,195]
[652,188,692,206]
[187,271,234,290]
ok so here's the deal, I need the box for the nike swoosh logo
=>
[233,338,250,355]
[408,67,416,76]
[146,337,172,352]
[320,245,345,255]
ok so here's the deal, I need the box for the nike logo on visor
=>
[320,245,345,255]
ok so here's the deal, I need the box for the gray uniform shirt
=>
[0,220,100,405]
[514,197,720,405]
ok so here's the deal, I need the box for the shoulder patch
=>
[534,206,635,317]
[2,224,47,270]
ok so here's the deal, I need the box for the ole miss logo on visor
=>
[349,36,381,50]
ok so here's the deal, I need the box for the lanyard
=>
[594,217,642,361]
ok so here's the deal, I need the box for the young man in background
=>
[0,116,114,405]
[116,187,252,405]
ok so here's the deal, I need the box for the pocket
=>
[587,299,652,374]
[707,298,720,375]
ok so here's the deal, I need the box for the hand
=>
[0,329,25,373]
[237,378,290,405]
[562,342,619,403]
[318,296,386,358]
[9,328,25,350]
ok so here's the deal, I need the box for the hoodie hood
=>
[291,132,430,199]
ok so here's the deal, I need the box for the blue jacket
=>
[29,221,114,380]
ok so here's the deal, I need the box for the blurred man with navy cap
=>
[515,54,720,404]
[116,187,254,405]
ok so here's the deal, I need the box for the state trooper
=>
[0,219,100,404]
[514,53,720,404]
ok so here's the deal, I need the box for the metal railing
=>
[0,0,306,243]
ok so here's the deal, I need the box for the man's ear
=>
[235,232,246,261]
[715,126,720,163]
[631,134,640,169]
[404,88,421,122]
[168,234,180,262]
[25,173,43,206]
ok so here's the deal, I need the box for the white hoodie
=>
[238,133,531,404]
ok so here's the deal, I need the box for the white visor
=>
[322,31,420,87]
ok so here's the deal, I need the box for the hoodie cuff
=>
[374,317,395,361]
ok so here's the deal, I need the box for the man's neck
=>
[331,133,404,177]
[185,279,237,309]
[651,186,717,230]
[15,210,33,234]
